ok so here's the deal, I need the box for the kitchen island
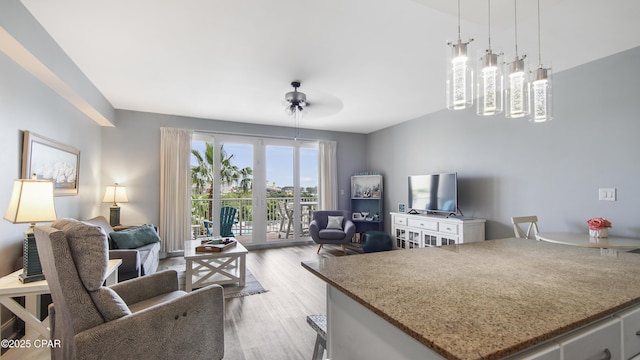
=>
[302,238,640,359]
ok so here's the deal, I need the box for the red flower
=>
[587,217,612,230]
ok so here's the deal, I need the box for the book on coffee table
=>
[196,239,237,253]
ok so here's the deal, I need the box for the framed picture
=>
[351,174,382,199]
[398,203,406,213]
[22,131,80,196]
[352,212,363,220]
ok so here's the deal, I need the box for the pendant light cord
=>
[514,0,519,57]
[537,0,542,67]
[487,0,492,50]
[457,0,461,41]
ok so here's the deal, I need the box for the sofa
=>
[84,216,160,281]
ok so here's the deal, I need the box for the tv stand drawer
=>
[439,223,458,235]
[395,217,407,226]
[408,218,437,230]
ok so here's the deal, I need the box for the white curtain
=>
[318,140,338,210]
[160,127,193,253]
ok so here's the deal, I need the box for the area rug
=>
[157,260,268,299]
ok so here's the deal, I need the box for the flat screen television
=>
[408,173,458,214]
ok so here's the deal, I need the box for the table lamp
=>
[3,178,57,283]
[102,183,128,226]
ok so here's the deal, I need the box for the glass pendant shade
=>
[505,57,530,118]
[477,51,503,116]
[446,39,474,110]
[531,67,552,122]
[530,0,553,123]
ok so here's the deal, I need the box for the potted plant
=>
[587,217,612,237]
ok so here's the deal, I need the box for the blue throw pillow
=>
[109,224,161,249]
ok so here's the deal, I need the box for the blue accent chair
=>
[309,210,356,255]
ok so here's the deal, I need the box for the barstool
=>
[306,314,327,360]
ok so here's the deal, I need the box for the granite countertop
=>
[302,238,640,360]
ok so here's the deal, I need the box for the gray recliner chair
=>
[34,218,224,360]
[309,210,356,255]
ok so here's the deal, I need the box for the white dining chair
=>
[511,216,540,239]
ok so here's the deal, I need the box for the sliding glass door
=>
[191,133,317,246]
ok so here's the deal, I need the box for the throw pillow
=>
[326,216,344,230]
[110,224,161,249]
[84,216,117,249]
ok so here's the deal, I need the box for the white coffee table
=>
[184,239,248,292]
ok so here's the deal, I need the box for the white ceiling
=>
[20,0,640,134]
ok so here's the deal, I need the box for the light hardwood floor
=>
[222,244,350,360]
[9,244,350,360]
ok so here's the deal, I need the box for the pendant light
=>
[477,0,503,116]
[505,0,530,119]
[446,0,474,111]
[531,0,552,122]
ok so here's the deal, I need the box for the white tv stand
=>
[390,212,485,249]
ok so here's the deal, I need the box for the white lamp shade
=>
[3,179,57,224]
[102,185,129,204]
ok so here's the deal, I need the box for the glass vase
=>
[589,228,608,238]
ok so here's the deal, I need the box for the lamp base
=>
[19,272,45,283]
[109,205,121,227]
[19,232,45,283]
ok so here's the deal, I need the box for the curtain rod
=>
[191,128,321,143]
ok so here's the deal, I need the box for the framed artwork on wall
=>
[22,131,80,196]
[351,174,382,199]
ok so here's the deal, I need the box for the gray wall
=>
[368,46,640,239]
[101,110,367,226]
[0,36,105,331]
[0,42,104,278]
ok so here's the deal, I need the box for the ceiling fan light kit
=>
[285,81,307,140]
[285,81,306,120]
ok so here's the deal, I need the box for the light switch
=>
[598,188,616,201]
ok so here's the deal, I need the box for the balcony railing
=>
[191,196,318,239]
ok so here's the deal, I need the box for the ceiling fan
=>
[285,81,307,119]
[282,81,344,123]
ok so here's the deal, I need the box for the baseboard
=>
[244,239,314,251]
[162,240,315,255]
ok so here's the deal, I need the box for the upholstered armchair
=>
[34,218,224,360]
[309,210,356,255]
